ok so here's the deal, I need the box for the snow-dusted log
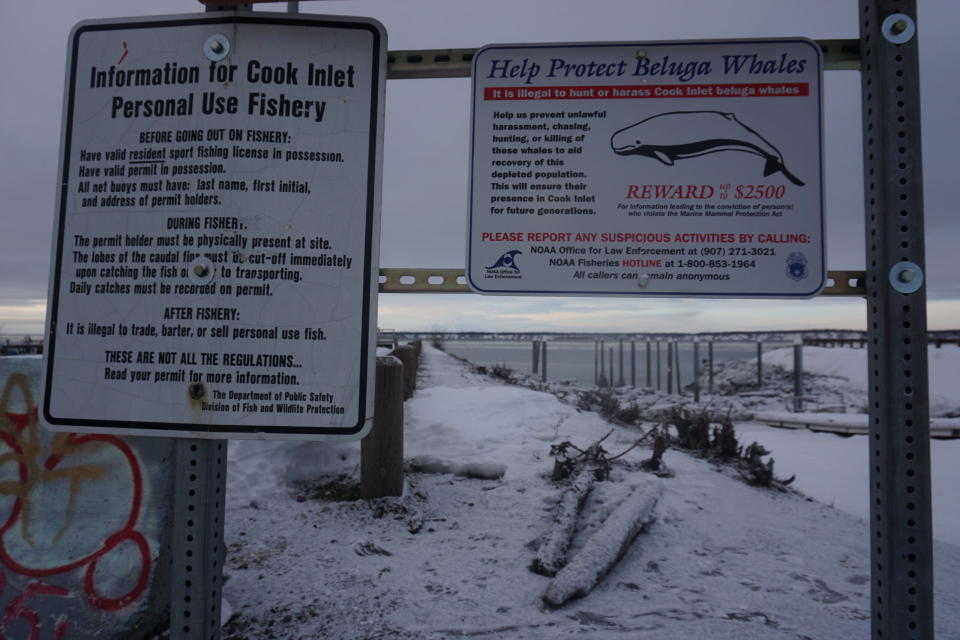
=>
[543,480,663,607]
[531,467,596,577]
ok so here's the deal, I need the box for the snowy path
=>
[222,345,960,639]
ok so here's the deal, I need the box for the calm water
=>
[442,339,789,390]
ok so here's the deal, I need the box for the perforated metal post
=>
[860,1,933,637]
[171,439,228,640]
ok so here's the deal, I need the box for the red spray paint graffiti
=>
[0,373,152,639]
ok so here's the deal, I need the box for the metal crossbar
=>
[379,268,866,295]
[385,40,860,79]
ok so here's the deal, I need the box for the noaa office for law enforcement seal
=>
[485,250,523,279]
[786,252,809,281]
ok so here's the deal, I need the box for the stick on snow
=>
[531,466,596,577]
[543,480,663,607]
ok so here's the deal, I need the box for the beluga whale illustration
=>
[610,110,805,186]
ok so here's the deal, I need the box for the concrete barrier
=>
[0,357,173,639]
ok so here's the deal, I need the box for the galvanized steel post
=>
[860,1,933,637]
[171,439,227,640]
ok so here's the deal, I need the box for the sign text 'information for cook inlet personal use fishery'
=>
[43,14,385,440]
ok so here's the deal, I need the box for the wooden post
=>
[708,341,714,393]
[391,344,418,400]
[693,341,700,403]
[617,340,625,386]
[756,340,763,388]
[630,340,636,387]
[361,356,404,499]
[541,341,548,383]
[532,339,540,374]
[645,341,652,388]
[608,348,613,387]
[674,341,682,396]
[599,340,606,386]
[666,341,673,395]
[594,340,598,385]
[793,342,803,412]
[656,341,661,391]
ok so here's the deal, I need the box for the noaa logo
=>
[786,252,808,281]
[484,249,523,279]
[486,250,522,272]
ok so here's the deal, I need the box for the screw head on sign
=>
[188,383,205,401]
[204,34,231,62]
[898,269,916,283]
[188,257,215,285]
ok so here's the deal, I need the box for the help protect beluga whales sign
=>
[467,39,824,297]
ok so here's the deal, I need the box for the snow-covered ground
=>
[222,345,960,639]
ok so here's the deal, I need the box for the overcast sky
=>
[1,0,957,334]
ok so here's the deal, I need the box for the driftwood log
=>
[531,466,597,576]
[543,480,662,607]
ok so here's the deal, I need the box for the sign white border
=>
[467,39,825,298]
[42,12,386,440]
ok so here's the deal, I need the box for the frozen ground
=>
[221,345,960,639]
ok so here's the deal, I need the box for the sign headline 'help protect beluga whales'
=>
[610,110,805,186]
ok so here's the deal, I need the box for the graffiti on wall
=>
[0,372,152,639]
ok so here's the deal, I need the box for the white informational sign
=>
[42,13,386,439]
[468,39,824,297]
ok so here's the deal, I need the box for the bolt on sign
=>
[467,39,825,297]
[42,13,386,440]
